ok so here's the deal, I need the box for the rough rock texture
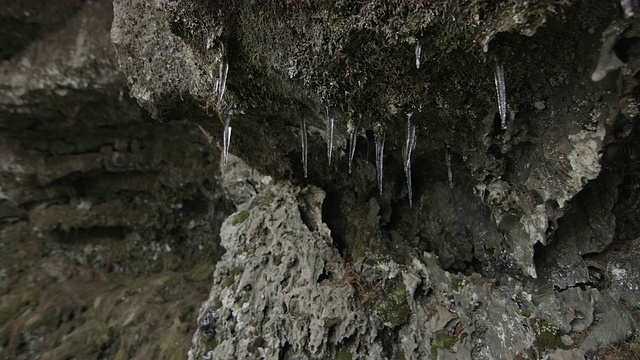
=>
[0,2,227,359]
[110,0,634,278]
[190,177,638,360]
[190,181,539,359]
[108,0,640,359]
[1,0,640,359]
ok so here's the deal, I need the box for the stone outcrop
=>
[1,0,640,359]
[108,0,640,358]
[110,0,637,279]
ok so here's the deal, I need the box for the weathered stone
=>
[110,0,626,280]
[2,0,640,359]
[190,182,537,359]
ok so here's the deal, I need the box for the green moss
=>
[201,332,218,352]
[433,330,457,349]
[251,185,278,208]
[231,210,250,225]
[531,319,567,351]
[376,282,410,328]
[452,277,465,292]
[536,331,565,350]
[352,247,367,261]
[337,348,352,360]
[221,275,235,289]
[521,308,531,318]
[210,298,223,311]
[431,330,457,356]
[229,266,244,277]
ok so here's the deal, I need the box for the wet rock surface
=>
[110,0,634,280]
[1,0,640,359]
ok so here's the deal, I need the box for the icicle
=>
[622,0,635,18]
[494,58,507,130]
[403,113,417,207]
[348,125,357,174]
[446,147,454,189]
[301,118,308,178]
[218,46,229,105]
[222,110,232,166]
[218,60,229,104]
[325,107,334,165]
[415,40,422,70]
[375,127,385,196]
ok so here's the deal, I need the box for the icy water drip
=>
[326,107,334,165]
[222,111,232,166]
[415,40,422,69]
[403,113,417,207]
[494,58,507,130]
[375,127,385,196]
[621,0,635,18]
[348,125,357,174]
[218,55,229,105]
[446,147,454,189]
[300,118,308,178]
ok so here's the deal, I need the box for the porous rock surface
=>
[1,0,639,359]
[108,0,640,358]
[190,181,538,359]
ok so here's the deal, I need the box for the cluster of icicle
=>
[299,110,459,207]
[293,36,513,207]
[214,39,510,207]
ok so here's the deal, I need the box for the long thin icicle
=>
[403,113,417,207]
[222,111,232,166]
[375,127,385,196]
[218,46,229,105]
[621,0,635,18]
[415,40,422,69]
[326,107,334,165]
[494,58,507,130]
[446,147,454,189]
[301,118,308,178]
[348,125,357,174]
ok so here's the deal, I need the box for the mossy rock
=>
[431,330,457,357]
[375,281,410,328]
[530,318,567,351]
[337,348,353,360]
[231,210,250,225]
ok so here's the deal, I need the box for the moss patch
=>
[431,330,457,357]
[375,281,410,328]
[531,318,567,351]
[337,348,353,360]
[231,210,250,225]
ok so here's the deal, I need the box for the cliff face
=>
[0,2,227,359]
[1,0,640,359]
